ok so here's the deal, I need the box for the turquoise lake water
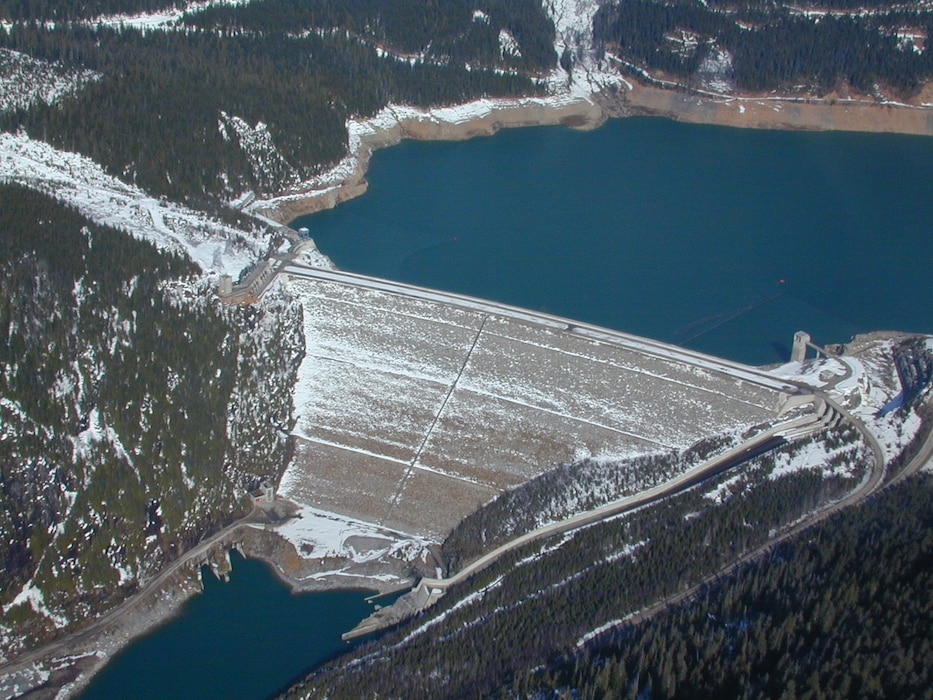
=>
[80,117,933,698]
[295,117,933,366]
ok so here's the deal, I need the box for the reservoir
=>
[295,117,933,365]
[82,116,933,697]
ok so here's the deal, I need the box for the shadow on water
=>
[683,286,861,366]
[266,588,407,700]
[771,341,792,363]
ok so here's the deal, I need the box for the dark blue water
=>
[78,552,373,700]
[295,117,933,366]
[80,117,933,700]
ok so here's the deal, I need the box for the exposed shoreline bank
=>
[250,80,933,226]
[248,93,608,224]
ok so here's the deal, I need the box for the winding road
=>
[345,356,928,642]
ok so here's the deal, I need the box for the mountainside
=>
[282,384,933,698]
[520,471,933,698]
[0,184,304,659]
[281,425,873,698]
[1,0,930,217]
[0,0,931,695]
[0,0,554,209]
[593,0,933,98]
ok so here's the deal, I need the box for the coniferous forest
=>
[282,431,887,699]
[2,0,933,693]
[0,184,304,655]
[594,0,933,96]
[0,1,554,209]
[516,472,933,699]
[2,0,929,215]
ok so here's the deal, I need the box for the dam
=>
[276,263,800,541]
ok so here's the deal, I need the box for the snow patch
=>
[0,49,100,113]
[0,130,267,277]
[2,581,67,628]
[91,0,252,30]
[219,112,296,191]
[697,47,734,94]
[499,30,522,59]
[272,506,430,565]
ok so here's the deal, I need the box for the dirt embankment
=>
[255,82,933,225]
[606,82,933,136]
[251,97,606,224]
[235,525,430,595]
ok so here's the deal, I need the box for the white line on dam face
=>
[279,265,791,540]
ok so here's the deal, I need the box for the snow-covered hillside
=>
[0,130,266,277]
[0,49,99,114]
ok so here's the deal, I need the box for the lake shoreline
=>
[9,78,932,700]
[250,80,933,225]
[0,521,404,700]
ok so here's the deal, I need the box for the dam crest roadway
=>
[211,233,887,637]
[271,251,823,538]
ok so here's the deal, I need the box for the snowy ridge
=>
[0,130,267,277]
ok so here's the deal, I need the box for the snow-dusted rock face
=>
[697,46,735,94]
[548,0,602,59]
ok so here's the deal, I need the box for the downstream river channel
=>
[80,116,933,698]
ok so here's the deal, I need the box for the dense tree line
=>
[282,434,873,699]
[441,434,739,574]
[0,185,303,655]
[0,5,548,209]
[707,0,917,9]
[730,15,931,94]
[594,0,933,96]
[0,0,184,21]
[518,472,933,699]
[439,427,864,577]
[894,335,933,407]
[184,0,557,74]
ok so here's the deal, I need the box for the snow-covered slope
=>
[0,130,267,277]
[0,49,100,114]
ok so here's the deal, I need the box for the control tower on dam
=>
[278,265,800,541]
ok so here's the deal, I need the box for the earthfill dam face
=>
[278,269,790,541]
